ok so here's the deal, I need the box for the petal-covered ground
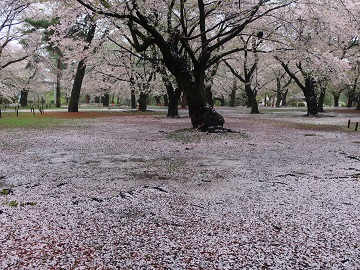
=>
[0,107,359,269]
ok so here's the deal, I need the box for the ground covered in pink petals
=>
[0,107,359,269]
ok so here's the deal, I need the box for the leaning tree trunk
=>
[20,90,28,107]
[68,59,86,112]
[68,22,96,112]
[304,77,318,116]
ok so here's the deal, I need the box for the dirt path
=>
[0,108,359,269]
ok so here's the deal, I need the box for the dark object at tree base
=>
[197,104,232,133]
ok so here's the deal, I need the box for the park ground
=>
[0,107,359,269]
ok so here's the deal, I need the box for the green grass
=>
[0,112,66,128]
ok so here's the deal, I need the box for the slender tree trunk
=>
[56,57,62,107]
[20,90,28,107]
[317,87,326,113]
[333,94,340,107]
[356,96,360,110]
[131,89,136,109]
[229,79,236,107]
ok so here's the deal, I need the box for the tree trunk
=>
[245,84,259,114]
[356,96,360,111]
[167,86,181,117]
[304,77,318,116]
[56,57,62,107]
[333,94,340,107]
[138,92,147,111]
[229,89,236,107]
[68,21,96,112]
[164,94,169,106]
[317,87,326,113]
[229,79,236,107]
[68,59,86,112]
[130,89,136,109]
[103,93,110,106]
[205,85,214,107]
[281,90,288,107]
[20,90,28,107]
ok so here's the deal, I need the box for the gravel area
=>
[0,107,359,269]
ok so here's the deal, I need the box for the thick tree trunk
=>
[20,90,28,107]
[245,84,259,114]
[167,87,181,117]
[68,59,86,112]
[304,77,318,116]
[138,92,147,112]
[68,21,96,112]
[103,93,110,106]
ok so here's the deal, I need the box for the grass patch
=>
[0,112,66,128]
[0,110,164,129]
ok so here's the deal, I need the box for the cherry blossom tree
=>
[75,0,296,131]
[0,0,44,102]
[270,0,356,115]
